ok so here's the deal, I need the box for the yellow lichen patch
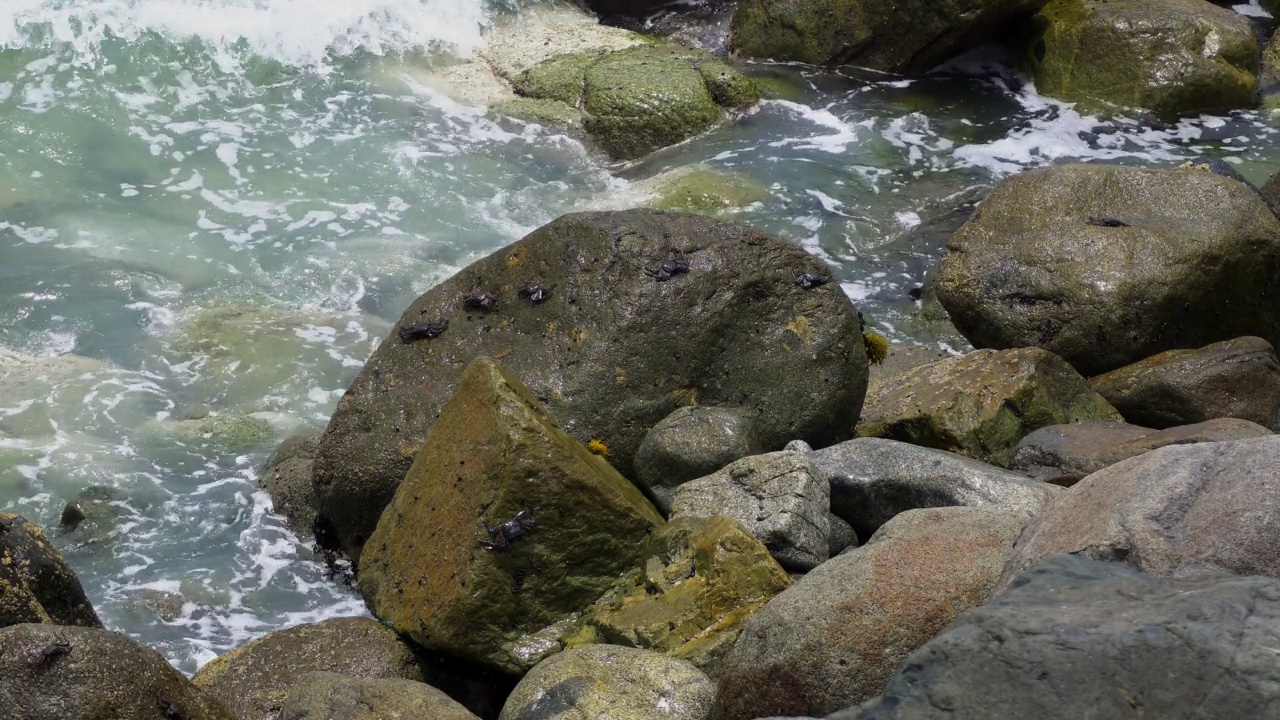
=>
[615,368,627,386]
[397,440,424,460]
[587,439,611,457]
[546,321,559,334]
[505,248,523,267]
[670,387,698,406]
[571,328,588,344]
[863,331,889,366]
[785,315,813,341]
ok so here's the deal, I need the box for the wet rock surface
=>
[634,405,764,513]
[259,431,322,534]
[0,513,101,629]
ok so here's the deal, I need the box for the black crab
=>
[480,509,535,551]
[399,317,449,342]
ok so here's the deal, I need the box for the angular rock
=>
[670,451,829,571]
[0,623,235,720]
[1088,336,1280,430]
[827,512,858,556]
[357,357,665,674]
[576,515,792,677]
[635,406,764,513]
[840,554,1280,720]
[1011,418,1272,486]
[260,431,321,533]
[280,672,480,720]
[855,347,1121,467]
[998,435,1280,592]
[730,0,1048,73]
[0,513,101,629]
[316,209,866,560]
[935,163,1280,376]
[810,438,1060,540]
[712,507,1028,719]
[191,617,427,720]
[499,645,715,720]
[1026,0,1258,115]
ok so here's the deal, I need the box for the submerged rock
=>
[809,438,1061,540]
[0,513,101,629]
[280,673,480,720]
[841,554,1280,720]
[855,347,1120,467]
[260,431,321,534]
[1026,0,1258,115]
[935,163,1280,375]
[314,209,866,561]
[670,451,829,571]
[634,406,764,513]
[647,165,770,214]
[998,435,1280,592]
[357,357,664,674]
[730,0,1048,73]
[713,507,1028,719]
[1088,336,1280,430]
[0,623,235,720]
[500,645,715,720]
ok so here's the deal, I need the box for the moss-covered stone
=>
[856,348,1122,467]
[0,513,101,629]
[1025,0,1258,115]
[142,413,276,453]
[512,51,596,106]
[1263,27,1280,92]
[578,516,791,677]
[649,165,770,214]
[357,357,665,674]
[698,57,760,108]
[490,97,583,130]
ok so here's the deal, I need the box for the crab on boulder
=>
[313,209,869,562]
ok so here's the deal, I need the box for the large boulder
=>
[315,209,867,560]
[712,507,1028,720]
[499,645,715,720]
[357,357,665,674]
[935,163,1280,376]
[840,554,1280,720]
[1088,336,1280,430]
[576,515,793,677]
[279,673,480,720]
[1025,0,1258,115]
[998,435,1280,592]
[670,451,830,571]
[809,438,1061,540]
[634,406,765,512]
[191,617,428,720]
[1263,27,1280,93]
[1011,418,1272,486]
[854,347,1121,467]
[0,623,236,720]
[0,513,101,629]
[730,0,1048,73]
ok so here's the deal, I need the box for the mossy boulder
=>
[730,0,1049,72]
[357,357,665,674]
[314,209,867,561]
[513,45,758,160]
[141,413,277,454]
[575,515,792,677]
[649,165,770,214]
[0,513,101,629]
[855,348,1122,467]
[1025,0,1258,115]
[191,617,426,720]
[279,673,480,720]
[1263,27,1280,93]
[0,623,235,720]
[934,163,1280,376]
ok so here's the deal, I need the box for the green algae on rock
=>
[855,348,1122,468]
[1025,0,1258,115]
[0,513,101,629]
[357,356,665,674]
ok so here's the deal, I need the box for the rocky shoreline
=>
[6,1,1280,719]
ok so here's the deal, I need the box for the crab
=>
[644,254,690,282]
[480,509,535,551]
[399,318,449,342]
[795,272,831,289]
[31,632,71,670]
[461,288,498,311]
[518,281,552,304]
[1086,217,1128,228]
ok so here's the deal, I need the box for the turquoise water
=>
[2,0,1278,673]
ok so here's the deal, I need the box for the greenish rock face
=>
[855,348,1122,468]
[512,51,596,106]
[280,673,481,720]
[1262,27,1280,92]
[490,97,583,130]
[649,166,770,215]
[1026,0,1258,115]
[575,516,792,677]
[0,513,102,630]
[140,413,277,454]
[731,0,1049,73]
[934,163,1280,376]
[357,356,665,674]
[1,623,237,720]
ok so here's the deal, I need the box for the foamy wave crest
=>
[0,0,494,67]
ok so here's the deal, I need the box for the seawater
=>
[1,0,1277,674]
